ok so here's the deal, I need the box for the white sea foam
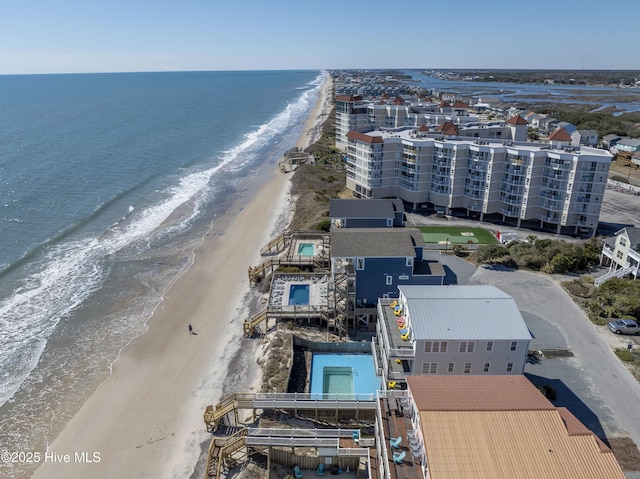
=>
[0,73,325,409]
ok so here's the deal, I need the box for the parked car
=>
[608,319,640,335]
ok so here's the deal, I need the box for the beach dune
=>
[31,76,331,479]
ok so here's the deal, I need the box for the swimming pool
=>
[289,284,309,305]
[298,242,315,256]
[310,354,380,395]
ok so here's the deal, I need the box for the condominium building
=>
[344,124,612,237]
[335,95,478,151]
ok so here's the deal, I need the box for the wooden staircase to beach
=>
[206,428,249,479]
[243,308,268,338]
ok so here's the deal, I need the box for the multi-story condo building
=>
[344,123,612,237]
[335,95,479,151]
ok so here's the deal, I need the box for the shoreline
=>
[31,74,332,479]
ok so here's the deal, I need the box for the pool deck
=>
[269,274,330,309]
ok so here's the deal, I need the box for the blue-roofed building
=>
[375,285,532,389]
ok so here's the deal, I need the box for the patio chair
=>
[389,436,402,449]
[401,332,410,341]
[393,450,406,464]
[387,381,397,390]
[352,430,360,444]
[294,465,303,478]
[316,463,325,476]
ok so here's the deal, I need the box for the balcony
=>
[539,190,564,201]
[377,392,424,479]
[539,199,564,211]
[500,194,523,206]
[464,201,484,212]
[499,207,520,217]
[463,190,485,200]
[502,176,525,187]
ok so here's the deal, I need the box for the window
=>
[616,250,624,259]
[448,362,455,373]
[356,258,364,270]
[386,275,393,285]
[422,362,437,374]
[468,342,475,353]
[620,237,627,247]
[464,363,472,374]
[510,341,517,351]
[425,341,447,353]
[387,218,393,227]
[459,341,466,353]
[506,362,514,372]
[486,341,493,351]
[483,363,490,373]
[459,341,474,353]
[406,257,414,267]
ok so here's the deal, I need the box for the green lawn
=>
[416,226,499,245]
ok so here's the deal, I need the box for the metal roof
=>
[330,228,423,258]
[398,285,531,340]
[405,376,625,478]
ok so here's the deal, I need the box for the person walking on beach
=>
[188,324,194,335]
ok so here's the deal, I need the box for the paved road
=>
[466,263,640,448]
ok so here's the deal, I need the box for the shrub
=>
[317,219,331,231]
[615,349,635,362]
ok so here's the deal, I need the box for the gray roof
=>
[575,129,598,137]
[619,138,640,148]
[603,134,621,142]
[398,285,532,341]
[329,198,403,219]
[617,227,640,250]
[330,228,423,257]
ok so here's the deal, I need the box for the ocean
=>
[0,70,323,477]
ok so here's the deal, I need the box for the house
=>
[571,129,599,147]
[598,227,640,285]
[614,138,640,154]
[374,375,626,479]
[602,133,622,150]
[375,285,532,389]
[329,198,404,229]
[556,121,577,134]
[330,228,446,329]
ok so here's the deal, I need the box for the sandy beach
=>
[31,75,332,479]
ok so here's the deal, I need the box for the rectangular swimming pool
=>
[289,284,309,305]
[297,242,315,256]
[310,354,380,396]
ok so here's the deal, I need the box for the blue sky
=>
[1,0,638,74]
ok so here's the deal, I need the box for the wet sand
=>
[31,75,332,479]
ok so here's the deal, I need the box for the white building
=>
[344,124,612,237]
[335,95,478,151]
[598,227,640,285]
[374,285,532,389]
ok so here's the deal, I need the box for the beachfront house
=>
[329,198,405,229]
[374,285,532,389]
[598,227,640,285]
[330,228,446,330]
[374,375,626,479]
